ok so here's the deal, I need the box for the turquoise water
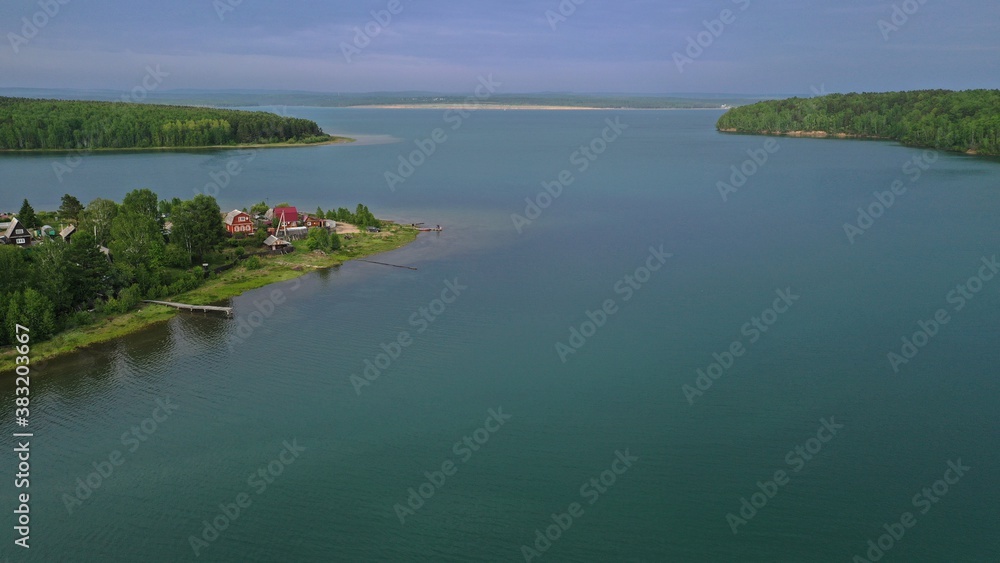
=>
[1,109,998,561]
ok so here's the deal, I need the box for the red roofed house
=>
[223,209,254,235]
[268,207,299,227]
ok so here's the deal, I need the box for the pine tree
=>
[17,199,37,228]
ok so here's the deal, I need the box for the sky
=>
[1,0,998,95]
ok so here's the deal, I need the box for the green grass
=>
[0,225,418,374]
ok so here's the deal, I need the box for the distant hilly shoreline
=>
[717,89,1000,156]
[0,88,764,110]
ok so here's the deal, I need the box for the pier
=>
[143,301,234,317]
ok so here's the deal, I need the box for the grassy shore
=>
[0,224,417,374]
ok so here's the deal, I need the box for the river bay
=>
[2,109,998,561]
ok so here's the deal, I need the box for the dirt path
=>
[335,222,360,235]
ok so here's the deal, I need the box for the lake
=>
[1,108,998,561]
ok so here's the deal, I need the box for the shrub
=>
[243,256,262,270]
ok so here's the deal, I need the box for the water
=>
[1,109,998,561]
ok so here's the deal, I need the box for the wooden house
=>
[223,209,255,235]
[266,206,300,227]
[303,215,326,228]
[0,218,32,246]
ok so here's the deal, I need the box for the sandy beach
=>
[350,104,726,111]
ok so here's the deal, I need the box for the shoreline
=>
[0,136,355,154]
[0,225,418,375]
[350,104,727,111]
[717,128,884,140]
[717,128,994,157]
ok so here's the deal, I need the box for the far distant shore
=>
[350,104,728,111]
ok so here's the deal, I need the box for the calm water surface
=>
[1,109,998,561]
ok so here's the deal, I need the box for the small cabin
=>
[263,235,291,251]
[303,215,326,228]
[1,218,32,246]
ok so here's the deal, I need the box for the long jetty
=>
[356,259,418,271]
[143,301,233,317]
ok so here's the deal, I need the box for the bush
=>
[167,272,202,295]
[306,227,339,252]
[105,284,142,314]
[243,256,262,270]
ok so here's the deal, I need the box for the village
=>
[0,202,382,253]
[0,192,427,358]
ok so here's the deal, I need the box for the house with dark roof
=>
[0,217,32,246]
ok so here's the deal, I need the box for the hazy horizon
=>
[2,0,998,96]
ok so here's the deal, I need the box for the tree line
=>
[1,189,229,346]
[717,90,1000,155]
[0,97,331,150]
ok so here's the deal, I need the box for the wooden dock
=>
[143,301,233,317]
[356,259,418,271]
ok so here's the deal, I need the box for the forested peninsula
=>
[0,97,344,150]
[717,90,1000,156]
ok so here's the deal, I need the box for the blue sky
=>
[1,0,997,95]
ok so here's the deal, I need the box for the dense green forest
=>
[717,90,1000,155]
[0,97,333,150]
[0,191,383,347]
